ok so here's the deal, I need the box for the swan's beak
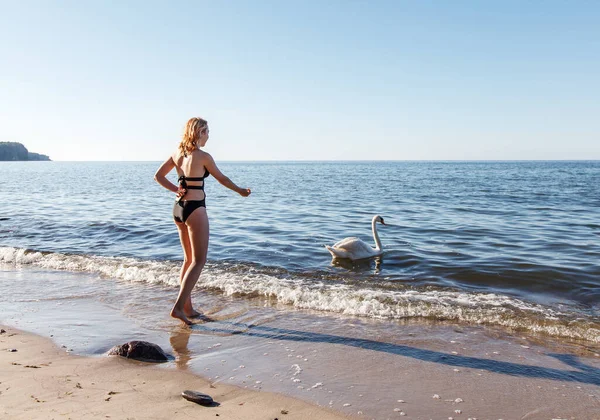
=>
[380,218,385,225]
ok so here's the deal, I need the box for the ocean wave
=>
[1,246,598,343]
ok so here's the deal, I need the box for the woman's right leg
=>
[175,221,201,317]
[171,208,209,325]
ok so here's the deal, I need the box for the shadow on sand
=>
[169,320,600,386]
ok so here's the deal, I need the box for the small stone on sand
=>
[433,394,440,399]
[181,390,214,406]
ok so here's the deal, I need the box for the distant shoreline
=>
[0,142,51,161]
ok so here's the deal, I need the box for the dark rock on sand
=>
[107,341,169,363]
[181,390,215,406]
[1,329,6,334]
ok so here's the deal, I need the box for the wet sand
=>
[2,267,600,419]
[0,326,349,420]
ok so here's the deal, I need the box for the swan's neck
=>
[372,219,382,251]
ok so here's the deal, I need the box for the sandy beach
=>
[0,325,350,420]
[2,321,600,420]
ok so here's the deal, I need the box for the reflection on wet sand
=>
[169,328,191,369]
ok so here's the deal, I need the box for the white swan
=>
[325,215,386,261]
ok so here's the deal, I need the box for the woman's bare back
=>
[173,149,209,201]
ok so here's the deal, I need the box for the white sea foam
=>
[0,246,181,286]
[1,246,598,343]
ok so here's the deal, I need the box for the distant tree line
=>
[0,142,51,161]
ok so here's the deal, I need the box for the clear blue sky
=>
[1,1,598,161]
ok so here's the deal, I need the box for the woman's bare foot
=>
[185,309,202,318]
[170,308,192,325]
[184,298,201,318]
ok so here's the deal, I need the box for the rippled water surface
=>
[1,161,599,343]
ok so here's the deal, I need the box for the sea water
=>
[1,161,599,343]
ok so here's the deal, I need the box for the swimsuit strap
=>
[179,168,210,182]
[178,170,209,190]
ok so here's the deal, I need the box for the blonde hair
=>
[179,117,208,156]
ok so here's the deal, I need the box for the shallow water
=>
[1,161,600,343]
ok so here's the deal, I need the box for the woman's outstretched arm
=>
[154,157,179,193]
[203,153,251,197]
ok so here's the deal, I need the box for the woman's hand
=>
[176,186,188,200]
[238,188,251,197]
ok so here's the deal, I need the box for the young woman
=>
[154,117,251,325]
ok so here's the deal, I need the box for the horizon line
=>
[7,159,600,163]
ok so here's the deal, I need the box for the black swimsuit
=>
[173,168,210,223]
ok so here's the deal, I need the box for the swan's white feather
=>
[325,245,352,259]
[332,237,360,248]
